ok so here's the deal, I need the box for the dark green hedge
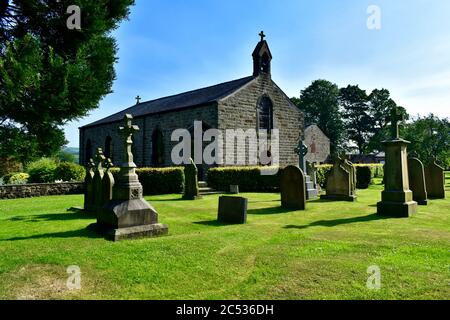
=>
[112,167,184,195]
[207,166,281,192]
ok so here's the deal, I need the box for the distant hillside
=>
[63,147,79,163]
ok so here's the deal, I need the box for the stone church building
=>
[80,34,304,177]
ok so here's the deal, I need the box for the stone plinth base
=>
[321,194,357,202]
[416,199,428,206]
[305,175,318,200]
[377,201,417,218]
[88,223,168,241]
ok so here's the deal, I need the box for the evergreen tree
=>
[339,85,372,154]
[0,0,134,163]
[367,88,407,152]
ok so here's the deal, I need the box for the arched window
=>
[257,96,273,131]
[104,136,113,160]
[152,129,164,166]
[85,139,92,164]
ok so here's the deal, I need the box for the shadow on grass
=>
[0,227,103,241]
[248,199,280,204]
[193,220,229,227]
[8,211,95,222]
[247,206,295,215]
[284,213,391,230]
[147,196,185,202]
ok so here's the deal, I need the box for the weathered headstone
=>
[304,125,331,164]
[294,140,318,199]
[101,158,115,206]
[218,196,248,224]
[321,156,357,202]
[90,114,168,241]
[230,185,239,194]
[408,153,428,205]
[84,159,95,212]
[183,158,201,200]
[280,165,306,210]
[92,148,106,212]
[377,107,417,217]
[342,157,357,194]
[424,157,445,199]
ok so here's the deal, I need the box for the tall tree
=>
[339,85,373,154]
[0,0,135,163]
[367,88,408,152]
[292,79,345,155]
[403,114,450,169]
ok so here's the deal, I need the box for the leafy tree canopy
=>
[403,114,450,169]
[292,79,345,155]
[0,0,134,164]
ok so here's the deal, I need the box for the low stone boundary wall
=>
[0,182,85,200]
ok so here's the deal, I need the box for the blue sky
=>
[66,0,450,147]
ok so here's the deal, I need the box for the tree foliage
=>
[339,85,373,154]
[367,89,408,153]
[0,0,134,164]
[403,114,450,169]
[291,79,345,155]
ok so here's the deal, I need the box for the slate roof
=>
[82,76,255,128]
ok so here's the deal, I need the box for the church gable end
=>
[80,32,304,169]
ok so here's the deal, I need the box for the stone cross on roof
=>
[259,31,266,42]
[119,114,140,167]
[389,106,404,139]
[135,95,141,104]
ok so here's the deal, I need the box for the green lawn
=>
[0,176,449,300]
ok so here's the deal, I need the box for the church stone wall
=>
[217,74,303,167]
[80,75,304,171]
[80,104,218,168]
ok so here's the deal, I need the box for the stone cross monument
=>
[90,114,169,241]
[377,106,417,217]
[92,148,106,211]
[294,140,308,173]
[294,139,318,199]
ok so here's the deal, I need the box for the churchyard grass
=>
[0,175,449,300]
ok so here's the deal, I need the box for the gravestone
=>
[218,196,248,224]
[377,107,417,217]
[230,185,239,194]
[424,157,445,199]
[101,158,115,206]
[304,125,331,164]
[342,157,357,194]
[294,140,318,199]
[92,148,106,212]
[183,158,202,200]
[84,159,95,212]
[280,165,306,210]
[408,153,428,205]
[90,114,168,241]
[321,156,357,202]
